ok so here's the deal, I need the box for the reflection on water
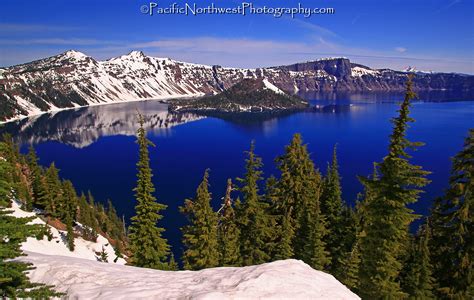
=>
[0,102,203,148]
[1,90,472,149]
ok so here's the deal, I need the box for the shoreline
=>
[0,94,202,125]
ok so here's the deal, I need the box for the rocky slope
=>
[0,50,472,121]
[169,78,308,113]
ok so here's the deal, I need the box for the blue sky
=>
[0,0,473,73]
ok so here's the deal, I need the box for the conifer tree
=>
[180,169,219,270]
[400,222,434,299]
[217,178,241,266]
[44,163,62,217]
[236,141,271,266]
[168,253,179,271]
[128,113,170,270]
[276,134,328,266]
[321,144,344,272]
[62,180,76,251]
[266,176,294,260]
[430,129,473,299]
[27,146,46,209]
[0,141,61,298]
[358,76,430,299]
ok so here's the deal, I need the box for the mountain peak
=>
[61,50,88,60]
[126,50,146,59]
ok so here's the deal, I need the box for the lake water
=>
[2,92,473,258]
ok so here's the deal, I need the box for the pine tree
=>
[0,141,61,297]
[321,144,345,272]
[217,178,241,266]
[358,76,431,299]
[276,133,329,266]
[128,113,170,269]
[62,180,76,251]
[400,222,434,299]
[266,176,294,261]
[0,209,63,298]
[44,163,62,217]
[168,253,179,271]
[180,169,219,270]
[430,129,473,299]
[236,141,272,266]
[27,146,46,209]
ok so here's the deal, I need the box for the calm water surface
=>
[2,92,473,258]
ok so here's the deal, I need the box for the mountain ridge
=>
[1,50,473,122]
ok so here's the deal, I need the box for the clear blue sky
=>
[0,0,473,73]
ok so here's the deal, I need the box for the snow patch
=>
[263,79,285,94]
[20,252,360,300]
[8,201,126,264]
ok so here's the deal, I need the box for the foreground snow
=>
[10,201,125,264]
[10,201,359,299]
[20,252,359,300]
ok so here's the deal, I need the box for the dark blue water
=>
[2,93,473,259]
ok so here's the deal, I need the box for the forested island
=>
[168,78,309,114]
[1,77,472,299]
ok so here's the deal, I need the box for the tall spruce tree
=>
[217,178,240,266]
[27,146,48,210]
[430,129,473,299]
[44,163,62,217]
[321,144,345,273]
[400,222,434,299]
[180,169,219,270]
[265,175,294,261]
[276,133,329,267]
[358,76,430,299]
[128,113,170,270]
[236,141,272,266]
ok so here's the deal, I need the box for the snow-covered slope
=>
[10,201,125,264]
[10,200,359,299]
[20,253,359,300]
[2,50,471,122]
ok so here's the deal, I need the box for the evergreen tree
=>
[430,129,473,299]
[304,190,331,270]
[44,163,62,217]
[167,253,179,271]
[276,133,329,266]
[321,144,345,272]
[27,146,46,210]
[217,178,241,266]
[358,76,431,299]
[0,209,62,298]
[180,169,219,270]
[400,222,434,299]
[62,180,76,251]
[236,141,272,266]
[266,176,294,261]
[128,113,170,269]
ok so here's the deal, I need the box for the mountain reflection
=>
[0,102,203,148]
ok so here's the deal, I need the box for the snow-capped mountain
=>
[0,50,472,121]
[10,200,360,299]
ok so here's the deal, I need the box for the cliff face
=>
[0,50,472,121]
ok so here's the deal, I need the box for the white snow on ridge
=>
[9,201,126,264]
[20,252,360,300]
[351,66,380,77]
[263,78,285,94]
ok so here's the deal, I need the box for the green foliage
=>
[358,76,431,299]
[430,129,473,299]
[236,141,272,266]
[217,178,241,266]
[400,222,434,299]
[321,145,345,273]
[180,169,219,270]
[0,140,61,297]
[276,133,329,269]
[128,113,170,269]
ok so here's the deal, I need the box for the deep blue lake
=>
[2,91,473,259]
